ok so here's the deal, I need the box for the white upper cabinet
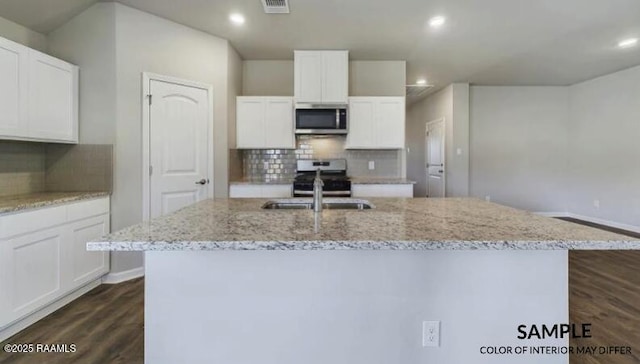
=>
[0,37,28,138]
[294,50,348,104]
[0,36,78,144]
[237,96,295,149]
[28,50,78,142]
[346,97,405,149]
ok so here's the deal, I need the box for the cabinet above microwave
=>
[294,50,349,105]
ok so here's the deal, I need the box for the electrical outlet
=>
[368,161,375,170]
[422,321,440,347]
[485,195,491,202]
[456,148,462,156]
[593,199,600,209]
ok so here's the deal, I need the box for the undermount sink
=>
[262,199,374,210]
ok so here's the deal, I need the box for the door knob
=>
[195,179,209,185]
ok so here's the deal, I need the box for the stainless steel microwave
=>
[295,104,347,134]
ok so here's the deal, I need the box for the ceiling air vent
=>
[261,0,290,13]
[405,84,434,98]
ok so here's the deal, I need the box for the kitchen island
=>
[88,198,640,364]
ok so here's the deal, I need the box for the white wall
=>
[0,15,46,51]
[567,65,640,228]
[146,250,568,364]
[469,87,569,212]
[406,84,470,197]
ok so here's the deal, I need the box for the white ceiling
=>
[1,0,639,94]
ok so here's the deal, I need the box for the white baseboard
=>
[534,211,640,234]
[534,212,569,217]
[102,266,145,284]
[0,279,102,343]
[565,213,640,234]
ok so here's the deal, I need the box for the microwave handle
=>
[336,109,340,129]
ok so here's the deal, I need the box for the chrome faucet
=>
[313,168,324,212]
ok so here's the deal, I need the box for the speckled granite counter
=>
[230,178,294,185]
[350,177,416,184]
[87,197,640,251]
[0,192,110,214]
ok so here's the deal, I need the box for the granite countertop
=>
[230,178,294,185]
[87,197,640,251]
[0,192,110,215]
[350,177,416,184]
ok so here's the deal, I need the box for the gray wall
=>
[48,3,117,145]
[349,61,406,96]
[406,84,469,197]
[0,15,47,51]
[469,86,569,212]
[227,44,244,181]
[47,2,238,273]
[242,60,294,96]
[567,65,640,228]
[242,60,406,97]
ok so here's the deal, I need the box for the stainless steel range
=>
[293,159,351,197]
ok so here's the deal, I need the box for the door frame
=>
[141,72,214,221]
[425,117,446,198]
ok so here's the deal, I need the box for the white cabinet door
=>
[264,97,294,149]
[237,97,266,148]
[1,227,64,326]
[346,97,405,149]
[376,97,405,148]
[68,214,110,288]
[27,49,78,143]
[0,197,109,329]
[0,37,28,138]
[321,51,349,104]
[346,98,375,148]
[237,97,294,149]
[230,185,263,198]
[294,51,323,103]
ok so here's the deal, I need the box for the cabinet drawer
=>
[352,184,413,198]
[67,197,109,221]
[262,185,292,198]
[0,205,67,239]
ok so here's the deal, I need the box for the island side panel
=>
[145,250,569,364]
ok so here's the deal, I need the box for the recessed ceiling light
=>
[428,16,446,28]
[618,38,638,49]
[229,13,245,25]
[416,79,427,85]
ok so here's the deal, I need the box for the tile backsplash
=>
[242,135,400,180]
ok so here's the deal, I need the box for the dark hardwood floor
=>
[0,278,144,364]
[569,250,640,364]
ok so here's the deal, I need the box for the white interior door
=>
[426,118,445,198]
[149,79,210,218]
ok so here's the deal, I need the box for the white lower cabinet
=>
[351,184,414,198]
[0,197,110,329]
[230,184,292,198]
